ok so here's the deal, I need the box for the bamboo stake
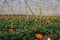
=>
[26,8,28,21]
[26,15,28,21]
[19,0,21,22]
[25,0,28,21]
[39,0,42,25]
[19,0,21,18]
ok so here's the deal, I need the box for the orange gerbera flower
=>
[35,34,43,39]
[8,28,14,33]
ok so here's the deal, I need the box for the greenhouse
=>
[0,0,60,40]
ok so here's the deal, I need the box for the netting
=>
[0,0,60,15]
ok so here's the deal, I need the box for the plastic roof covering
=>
[0,0,60,15]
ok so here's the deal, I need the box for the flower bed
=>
[0,16,60,40]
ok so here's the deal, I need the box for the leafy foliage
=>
[0,16,60,40]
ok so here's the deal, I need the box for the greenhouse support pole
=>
[0,3,4,17]
[5,0,15,18]
[24,0,36,17]
[0,1,7,17]
[36,0,38,18]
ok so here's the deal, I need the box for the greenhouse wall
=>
[0,0,60,16]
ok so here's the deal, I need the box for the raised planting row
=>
[0,16,60,40]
